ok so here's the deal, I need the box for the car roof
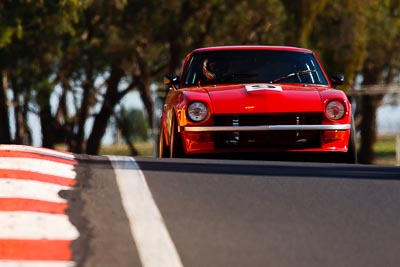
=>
[192,45,313,53]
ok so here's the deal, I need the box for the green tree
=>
[281,0,331,47]
[357,0,400,163]
[310,0,370,89]
[311,0,400,164]
[0,0,81,146]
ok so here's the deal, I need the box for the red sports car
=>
[158,46,357,163]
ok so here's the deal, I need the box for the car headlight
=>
[187,102,208,122]
[325,100,346,120]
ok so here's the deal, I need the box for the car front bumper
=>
[181,124,351,154]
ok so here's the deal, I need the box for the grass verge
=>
[373,134,398,166]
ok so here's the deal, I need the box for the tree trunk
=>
[40,105,56,149]
[72,53,94,153]
[358,94,380,164]
[133,47,154,129]
[71,79,93,153]
[0,71,12,144]
[137,81,154,128]
[11,79,32,145]
[86,66,124,155]
[124,136,139,157]
[22,87,32,145]
[57,76,75,151]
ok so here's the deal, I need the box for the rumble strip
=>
[0,145,78,267]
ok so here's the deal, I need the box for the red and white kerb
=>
[0,145,78,267]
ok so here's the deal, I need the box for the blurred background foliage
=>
[0,0,399,163]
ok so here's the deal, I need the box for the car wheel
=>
[343,119,358,163]
[169,115,184,158]
[157,125,169,158]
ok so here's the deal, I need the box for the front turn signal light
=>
[324,130,346,141]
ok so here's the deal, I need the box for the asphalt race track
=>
[1,145,400,267]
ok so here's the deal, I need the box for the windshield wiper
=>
[270,69,316,83]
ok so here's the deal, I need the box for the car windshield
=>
[183,50,329,86]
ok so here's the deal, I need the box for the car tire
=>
[343,119,358,163]
[157,125,169,158]
[169,115,184,158]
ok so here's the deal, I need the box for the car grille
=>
[213,113,322,149]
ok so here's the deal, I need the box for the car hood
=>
[205,84,324,114]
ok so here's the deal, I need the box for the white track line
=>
[0,261,76,267]
[0,158,76,179]
[109,156,184,267]
[0,179,71,203]
[0,211,79,239]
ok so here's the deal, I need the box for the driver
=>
[202,58,227,82]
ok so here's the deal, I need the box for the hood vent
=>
[245,84,282,92]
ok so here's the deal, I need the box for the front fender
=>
[174,89,214,128]
[319,89,352,124]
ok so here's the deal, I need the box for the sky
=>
[377,105,400,134]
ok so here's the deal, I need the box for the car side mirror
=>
[331,74,344,88]
[163,74,180,86]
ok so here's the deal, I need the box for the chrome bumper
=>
[184,124,351,132]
